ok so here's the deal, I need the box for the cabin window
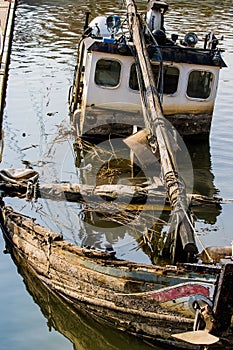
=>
[129,63,179,94]
[152,65,179,94]
[187,71,213,99]
[95,59,121,87]
[129,64,139,90]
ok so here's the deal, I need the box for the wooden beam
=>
[125,0,197,261]
[0,180,222,209]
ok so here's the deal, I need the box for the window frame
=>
[129,62,180,95]
[94,58,122,89]
[186,69,214,100]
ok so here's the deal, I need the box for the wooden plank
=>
[0,180,222,209]
[0,0,17,160]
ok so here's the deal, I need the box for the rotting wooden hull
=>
[10,249,157,350]
[1,206,233,349]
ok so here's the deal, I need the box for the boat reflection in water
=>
[9,248,157,350]
[186,139,221,225]
[72,135,222,264]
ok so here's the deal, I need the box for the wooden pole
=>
[125,0,197,261]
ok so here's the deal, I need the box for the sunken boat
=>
[0,182,233,349]
[0,136,232,350]
[0,1,232,349]
[69,0,226,140]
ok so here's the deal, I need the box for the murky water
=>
[0,1,233,349]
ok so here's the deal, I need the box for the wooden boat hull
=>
[10,248,156,350]
[1,205,233,349]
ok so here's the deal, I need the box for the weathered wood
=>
[0,180,222,209]
[211,262,233,335]
[197,246,232,263]
[125,0,197,260]
[13,252,147,350]
[124,128,160,168]
[14,252,201,350]
[2,205,233,348]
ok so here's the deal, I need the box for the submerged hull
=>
[1,206,233,349]
[73,114,213,141]
[72,107,213,140]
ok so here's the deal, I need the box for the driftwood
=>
[197,246,232,263]
[0,180,222,210]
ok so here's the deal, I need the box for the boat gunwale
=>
[1,205,222,281]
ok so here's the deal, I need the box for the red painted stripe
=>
[148,284,209,303]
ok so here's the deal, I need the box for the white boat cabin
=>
[69,1,226,138]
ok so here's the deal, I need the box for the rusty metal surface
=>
[89,41,226,67]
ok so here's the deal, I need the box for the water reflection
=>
[186,139,222,225]
[187,140,217,197]
[73,136,221,263]
[1,0,232,349]
[27,129,221,265]
[2,0,225,263]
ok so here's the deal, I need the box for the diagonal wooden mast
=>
[125,0,198,262]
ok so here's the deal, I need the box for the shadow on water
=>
[185,138,222,225]
[185,139,217,197]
